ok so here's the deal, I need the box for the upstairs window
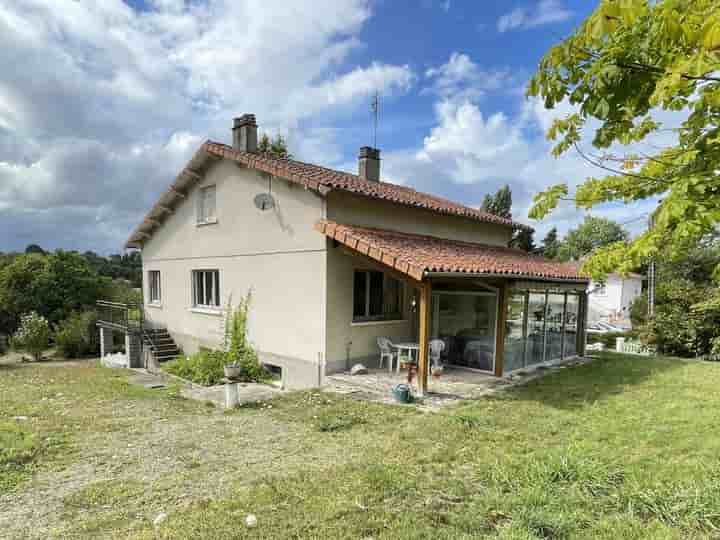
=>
[353,270,403,322]
[192,269,220,308]
[148,271,161,304]
[197,185,217,224]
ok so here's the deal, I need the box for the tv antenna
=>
[371,91,379,149]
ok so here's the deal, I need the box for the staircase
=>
[143,328,181,363]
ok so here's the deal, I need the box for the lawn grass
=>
[139,353,720,540]
[4,352,720,539]
[0,357,198,493]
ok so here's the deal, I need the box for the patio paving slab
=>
[325,356,595,411]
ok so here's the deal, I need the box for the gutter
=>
[423,271,590,283]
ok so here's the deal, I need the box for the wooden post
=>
[494,283,508,377]
[577,293,588,357]
[417,280,432,396]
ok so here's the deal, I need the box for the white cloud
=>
[0,0,415,253]
[382,77,660,242]
[497,0,572,33]
[425,53,513,102]
[417,100,529,184]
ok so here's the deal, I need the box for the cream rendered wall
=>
[326,192,513,246]
[141,160,327,387]
[324,242,417,371]
[587,274,643,324]
[620,275,643,315]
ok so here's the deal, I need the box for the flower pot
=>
[224,365,242,379]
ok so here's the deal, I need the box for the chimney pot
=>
[232,114,258,153]
[358,146,381,182]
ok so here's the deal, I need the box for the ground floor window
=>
[148,270,161,304]
[192,269,220,308]
[353,270,403,322]
[503,289,583,372]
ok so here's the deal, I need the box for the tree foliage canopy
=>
[541,227,561,259]
[258,133,292,159]
[0,251,110,334]
[482,184,537,251]
[557,215,628,261]
[527,0,720,279]
[481,184,513,219]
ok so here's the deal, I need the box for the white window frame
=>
[192,269,220,309]
[148,270,161,304]
[352,269,404,323]
[197,185,217,225]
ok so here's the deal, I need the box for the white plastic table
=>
[393,342,419,373]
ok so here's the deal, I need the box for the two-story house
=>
[123,114,589,392]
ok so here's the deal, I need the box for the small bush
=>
[55,311,99,358]
[164,349,226,386]
[223,291,269,383]
[11,312,50,361]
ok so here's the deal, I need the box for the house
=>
[120,114,589,392]
[587,273,643,329]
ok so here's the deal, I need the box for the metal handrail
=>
[96,301,144,333]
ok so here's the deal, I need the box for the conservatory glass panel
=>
[546,293,566,361]
[564,294,579,357]
[504,292,527,372]
[526,292,547,366]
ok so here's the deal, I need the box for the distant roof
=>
[316,220,588,282]
[126,141,530,248]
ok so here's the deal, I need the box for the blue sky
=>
[0,0,653,254]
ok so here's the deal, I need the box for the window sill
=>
[147,302,163,309]
[351,319,408,327]
[196,219,218,227]
[189,307,223,316]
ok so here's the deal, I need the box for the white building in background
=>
[587,273,644,329]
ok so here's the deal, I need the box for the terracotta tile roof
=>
[126,141,529,248]
[203,141,526,228]
[316,220,588,283]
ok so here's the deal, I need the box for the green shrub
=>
[55,311,99,358]
[223,291,268,383]
[164,349,226,386]
[11,312,50,361]
[164,291,269,386]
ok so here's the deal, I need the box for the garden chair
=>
[377,337,397,372]
[429,339,445,368]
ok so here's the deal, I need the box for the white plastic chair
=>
[429,339,445,368]
[377,337,397,372]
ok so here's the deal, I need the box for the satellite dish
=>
[254,192,275,211]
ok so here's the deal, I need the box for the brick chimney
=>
[358,146,380,182]
[232,114,258,153]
